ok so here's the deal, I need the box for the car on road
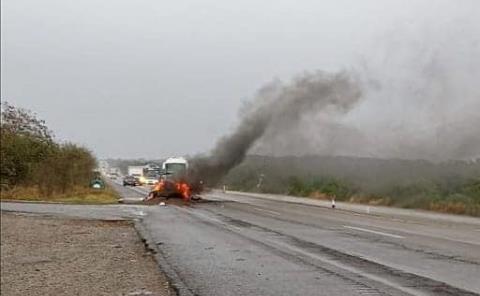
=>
[123,175,139,186]
[144,175,159,185]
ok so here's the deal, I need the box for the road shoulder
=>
[0,212,173,296]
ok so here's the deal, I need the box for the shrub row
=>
[223,155,480,216]
[1,102,97,196]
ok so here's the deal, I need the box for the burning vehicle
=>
[146,157,193,201]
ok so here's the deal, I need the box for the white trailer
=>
[128,166,145,178]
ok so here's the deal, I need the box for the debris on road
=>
[143,194,207,206]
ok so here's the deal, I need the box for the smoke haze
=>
[191,71,362,185]
[252,16,480,162]
[193,15,479,185]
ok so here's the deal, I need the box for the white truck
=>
[128,166,145,182]
[162,157,188,177]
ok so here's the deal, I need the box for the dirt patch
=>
[0,212,173,296]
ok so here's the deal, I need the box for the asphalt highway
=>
[2,181,479,296]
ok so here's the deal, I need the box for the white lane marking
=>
[345,226,480,246]
[343,225,405,239]
[180,205,422,295]
[269,239,427,296]
[253,207,280,216]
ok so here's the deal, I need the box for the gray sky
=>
[2,0,479,159]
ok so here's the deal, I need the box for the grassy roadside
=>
[231,187,480,217]
[227,177,480,217]
[346,191,480,216]
[0,184,119,204]
[223,155,480,217]
[1,103,116,205]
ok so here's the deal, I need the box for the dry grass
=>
[428,201,480,216]
[0,185,119,204]
[308,191,330,200]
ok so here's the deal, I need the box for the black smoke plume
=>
[190,71,362,186]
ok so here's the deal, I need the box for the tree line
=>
[1,102,97,196]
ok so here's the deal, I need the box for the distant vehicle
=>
[144,174,159,185]
[128,166,145,184]
[90,172,105,189]
[143,163,162,176]
[123,175,139,186]
[108,167,120,179]
[91,178,105,189]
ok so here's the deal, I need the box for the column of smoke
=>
[189,71,362,187]
[222,18,480,163]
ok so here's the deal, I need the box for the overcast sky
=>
[2,0,479,159]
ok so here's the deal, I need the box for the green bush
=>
[33,143,96,196]
[1,102,97,196]
[460,179,480,202]
[223,155,480,216]
[287,176,354,200]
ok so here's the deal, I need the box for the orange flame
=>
[150,179,191,201]
[154,179,165,192]
[175,182,191,200]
